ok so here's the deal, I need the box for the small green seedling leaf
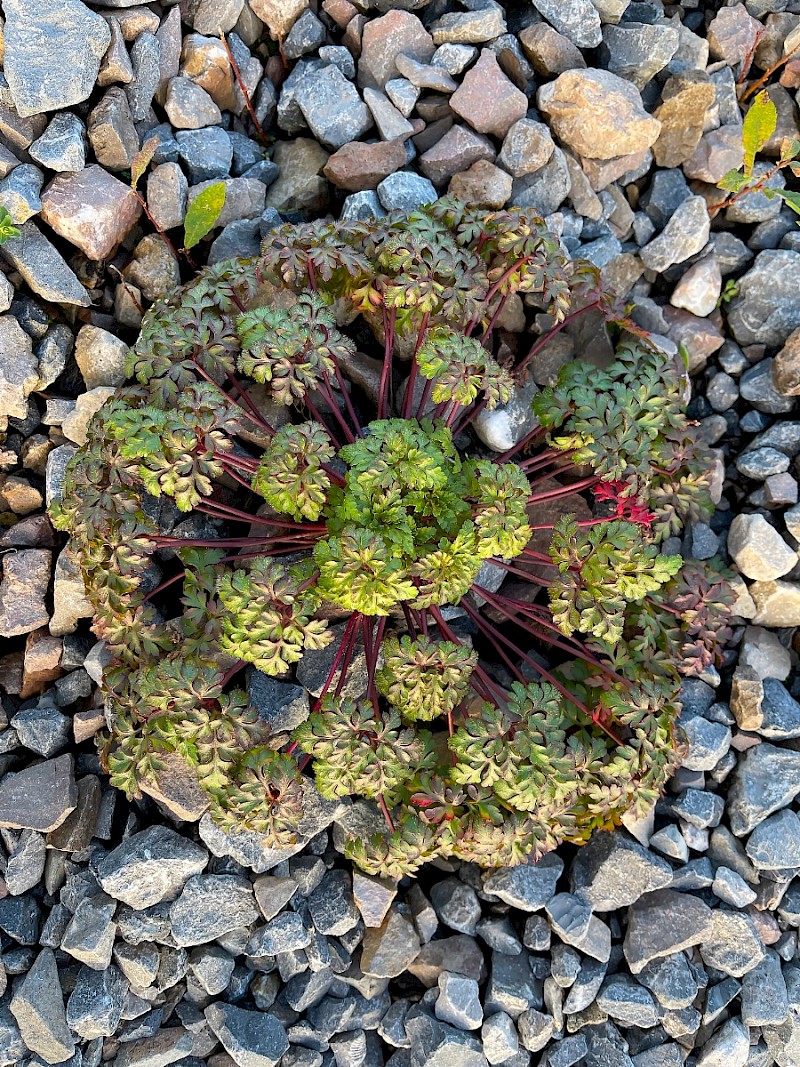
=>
[742,90,778,177]
[0,206,20,244]
[183,182,226,249]
[717,169,748,193]
[776,188,800,216]
[130,136,159,191]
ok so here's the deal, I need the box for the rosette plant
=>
[52,198,731,877]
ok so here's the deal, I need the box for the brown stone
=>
[419,123,495,185]
[61,387,117,447]
[450,49,527,139]
[774,326,800,396]
[266,138,329,214]
[322,0,358,30]
[360,908,421,978]
[73,708,106,745]
[580,149,652,192]
[0,549,51,638]
[653,73,715,169]
[1,476,42,516]
[519,22,587,76]
[358,11,435,90]
[448,159,512,209]
[538,69,661,160]
[19,628,62,699]
[353,871,397,928]
[140,752,209,822]
[682,125,744,184]
[87,87,139,171]
[180,33,236,112]
[730,666,764,732]
[40,165,141,261]
[662,307,725,374]
[122,234,181,303]
[324,139,407,191]
[249,0,306,39]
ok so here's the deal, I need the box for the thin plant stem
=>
[220,30,268,145]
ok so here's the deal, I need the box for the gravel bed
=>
[2,1,800,1066]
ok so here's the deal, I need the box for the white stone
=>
[727,513,798,581]
[750,580,800,626]
[670,256,722,317]
[739,626,792,681]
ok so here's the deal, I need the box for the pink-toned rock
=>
[581,149,652,192]
[448,160,512,209]
[450,49,528,139]
[707,5,762,66]
[682,125,744,184]
[663,306,725,373]
[358,11,434,90]
[20,628,62,699]
[40,165,141,261]
[324,139,408,191]
[419,123,495,185]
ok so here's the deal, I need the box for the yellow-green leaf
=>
[184,183,226,249]
[130,136,159,190]
[717,169,748,193]
[742,91,778,177]
[777,188,800,216]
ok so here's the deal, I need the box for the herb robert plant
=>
[52,199,731,878]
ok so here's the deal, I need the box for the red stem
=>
[516,300,602,379]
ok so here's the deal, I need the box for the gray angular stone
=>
[668,788,724,829]
[484,853,563,911]
[377,171,437,211]
[308,869,360,935]
[700,909,765,977]
[740,359,796,416]
[5,829,46,895]
[61,893,117,970]
[435,972,483,1031]
[246,911,310,956]
[601,21,679,89]
[430,879,482,935]
[597,974,660,1028]
[205,1002,289,1067]
[727,742,800,835]
[188,945,235,996]
[74,324,130,391]
[727,163,785,224]
[624,889,713,973]
[0,893,40,944]
[361,909,421,978]
[531,0,601,48]
[0,753,76,831]
[759,678,800,738]
[128,32,161,122]
[485,951,537,1018]
[637,953,698,1009]
[563,956,607,1014]
[678,714,730,771]
[640,196,710,272]
[570,831,672,911]
[736,446,791,480]
[746,809,800,870]
[510,145,571,216]
[4,0,111,117]
[741,951,790,1026]
[12,702,70,757]
[0,313,36,419]
[405,1011,489,1067]
[113,941,160,988]
[712,866,757,908]
[113,1027,195,1067]
[696,1018,749,1067]
[66,963,128,1039]
[169,874,259,947]
[295,65,372,150]
[473,372,540,452]
[728,250,800,348]
[29,112,85,172]
[0,164,43,224]
[481,1012,518,1064]
[549,1034,589,1067]
[96,825,208,908]
[0,220,90,305]
[176,127,232,183]
[247,670,309,733]
[517,1008,555,1052]
[10,947,73,1063]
